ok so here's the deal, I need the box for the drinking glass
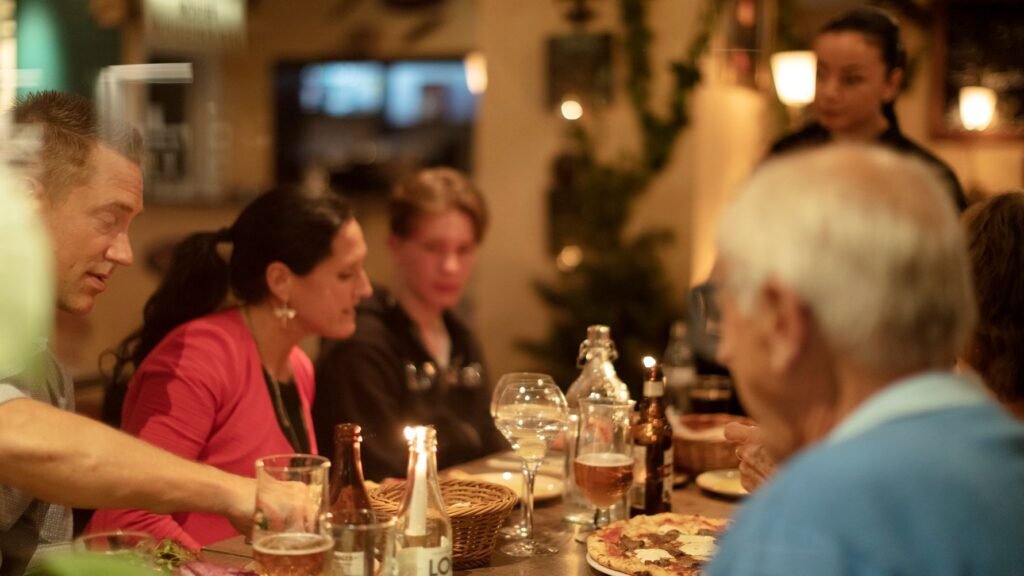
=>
[73,530,156,568]
[689,375,734,414]
[252,454,333,576]
[574,399,634,532]
[489,376,527,541]
[330,512,396,576]
[491,373,568,557]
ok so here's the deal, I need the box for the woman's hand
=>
[723,422,776,493]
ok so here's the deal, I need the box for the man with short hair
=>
[705,145,1024,575]
[0,92,278,576]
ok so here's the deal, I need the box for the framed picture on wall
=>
[931,0,1024,139]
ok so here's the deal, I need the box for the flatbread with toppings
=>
[587,513,729,576]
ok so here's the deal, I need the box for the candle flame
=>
[643,355,657,369]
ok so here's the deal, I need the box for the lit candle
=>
[408,426,428,536]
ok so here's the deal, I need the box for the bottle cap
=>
[643,364,665,397]
[587,324,611,343]
[670,320,688,339]
[335,423,363,443]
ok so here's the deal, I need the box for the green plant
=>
[522,0,724,392]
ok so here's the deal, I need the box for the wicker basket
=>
[369,478,516,569]
[673,413,754,474]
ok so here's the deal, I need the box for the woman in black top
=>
[313,168,506,480]
[770,7,967,211]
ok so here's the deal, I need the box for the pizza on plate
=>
[586,512,729,576]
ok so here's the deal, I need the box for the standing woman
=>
[88,188,372,550]
[314,168,506,481]
[770,7,968,211]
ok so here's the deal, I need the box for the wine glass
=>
[490,375,528,540]
[491,373,568,557]
[252,454,333,576]
[574,399,634,533]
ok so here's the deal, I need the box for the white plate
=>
[484,453,561,476]
[469,472,564,503]
[696,468,748,498]
[586,553,630,576]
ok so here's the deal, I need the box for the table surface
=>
[201,453,741,575]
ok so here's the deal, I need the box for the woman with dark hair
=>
[88,188,372,550]
[962,191,1024,419]
[313,168,506,481]
[769,7,967,211]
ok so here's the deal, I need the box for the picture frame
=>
[930,0,1024,140]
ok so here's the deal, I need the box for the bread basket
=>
[673,413,754,474]
[369,478,516,569]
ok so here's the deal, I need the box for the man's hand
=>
[724,422,776,493]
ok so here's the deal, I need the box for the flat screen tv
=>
[275,57,478,194]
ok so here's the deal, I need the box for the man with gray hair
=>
[705,145,1024,575]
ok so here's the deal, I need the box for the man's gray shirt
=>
[0,350,74,576]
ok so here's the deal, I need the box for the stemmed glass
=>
[491,372,568,557]
[490,375,528,540]
[574,399,634,534]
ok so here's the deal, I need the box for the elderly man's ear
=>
[758,278,811,374]
[23,176,46,207]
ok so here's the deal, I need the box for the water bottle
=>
[662,321,697,413]
[563,325,631,524]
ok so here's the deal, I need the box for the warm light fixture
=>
[560,97,583,121]
[959,86,996,131]
[770,51,816,107]
[464,51,487,95]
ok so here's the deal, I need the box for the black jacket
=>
[313,287,507,480]
[769,122,969,212]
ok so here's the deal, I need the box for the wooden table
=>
[202,454,740,575]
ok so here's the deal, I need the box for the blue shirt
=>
[707,371,1024,576]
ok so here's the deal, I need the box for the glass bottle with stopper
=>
[563,325,631,524]
[629,357,673,517]
[396,426,452,576]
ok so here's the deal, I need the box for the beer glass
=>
[252,454,332,576]
[574,399,634,530]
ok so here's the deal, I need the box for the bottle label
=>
[633,444,648,483]
[333,551,366,576]
[397,545,452,576]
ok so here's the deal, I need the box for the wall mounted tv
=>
[275,58,478,195]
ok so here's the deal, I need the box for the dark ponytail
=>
[103,188,353,427]
[820,7,906,131]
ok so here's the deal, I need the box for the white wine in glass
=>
[491,373,568,557]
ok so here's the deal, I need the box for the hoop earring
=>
[273,301,297,326]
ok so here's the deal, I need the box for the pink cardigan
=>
[87,308,318,550]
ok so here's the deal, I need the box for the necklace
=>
[242,306,305,452]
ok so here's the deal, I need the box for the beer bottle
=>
[396,426,453,576]
[329,423,375,523]
[629,359,673,517]
[330,423,376,576]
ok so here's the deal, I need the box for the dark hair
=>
[819,7,907,130]
[102,188,353,426]
[390,167,489,243]
[962,191,1024,404]
[12,91,143,197]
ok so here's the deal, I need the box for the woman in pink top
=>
[87,188,373,550]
